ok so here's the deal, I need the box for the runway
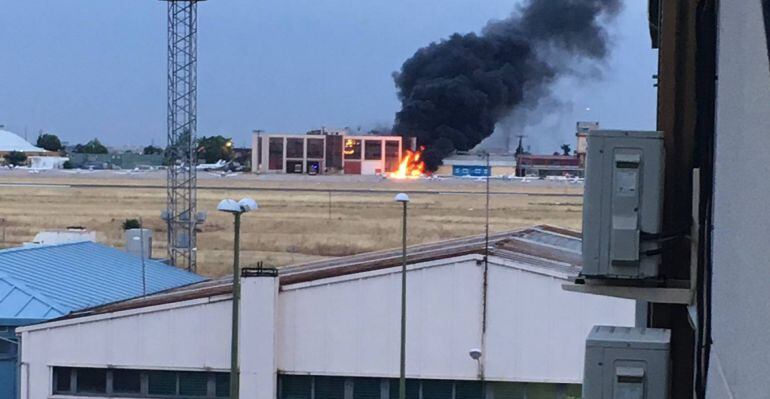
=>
[0,181,582,197]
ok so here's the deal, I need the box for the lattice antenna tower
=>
[163,0,205,272]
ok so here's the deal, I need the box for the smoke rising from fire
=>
[393,0,622,170]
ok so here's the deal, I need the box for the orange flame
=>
[389,147,426,179]
[343,139,357,156]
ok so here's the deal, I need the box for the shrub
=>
[122,219,142,230]
[3,151,27,166]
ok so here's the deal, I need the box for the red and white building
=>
[515,154,583,178]
[252,131,412,175]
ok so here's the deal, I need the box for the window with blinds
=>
[455,381,483,399]
[315,376,345,399]
[279,374,582,399]
[352,377,381,399]
[281,374,312,399]
[52,367,229,398]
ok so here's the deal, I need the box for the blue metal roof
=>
[0,242,205,321]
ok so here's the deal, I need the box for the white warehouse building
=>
[17,226,634,399]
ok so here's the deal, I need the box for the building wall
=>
[251,133,260,173]
[260,135,328,174]
[277,256,635,383]
[575,121,598,167]
[241,274,278,399]
[278,258,484,380]
[484,261,634,383]
[708,1,770,397]
[344,136,402,175]
[68,153,164,169]
[435,165,453,176]
[19,298,232,399]
[0,325,20,399]
[252,134,402,175]
[491,166,516,176]
[360,160,384,175]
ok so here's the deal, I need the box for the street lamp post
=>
[217,197,259,399]
[394,193,410,399]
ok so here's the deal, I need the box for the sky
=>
[0,0,657,152]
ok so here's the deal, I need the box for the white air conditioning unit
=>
[583,326,671,399]
[581,130,665,279]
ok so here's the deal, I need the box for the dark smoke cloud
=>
[393,0,621,170]
[764,0,770,69]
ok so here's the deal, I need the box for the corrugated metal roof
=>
[0,242,205,320]
[57,225,584,320]
[0,271,65,320]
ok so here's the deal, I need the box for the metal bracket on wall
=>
[562,278,692,305]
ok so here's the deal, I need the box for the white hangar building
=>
[17,226,635,399]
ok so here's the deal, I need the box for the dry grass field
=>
[0,171,583,276]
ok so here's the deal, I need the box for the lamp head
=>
[394,193,410,203]
[238,198,258,212]
[218,198,259,214]
[217,199,241,213]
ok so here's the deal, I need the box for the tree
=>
[197,135,233,164]
[3,151,27,166]
[36,133,63,152]
[560,144,572,156]
[143,145,164,155]
[122,219,142,230]
[74,139,108,154]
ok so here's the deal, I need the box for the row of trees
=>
[31,133,233,162]
[6,132,234,168]
[35,133,109,154]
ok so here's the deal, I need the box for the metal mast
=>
[165,0,202,272]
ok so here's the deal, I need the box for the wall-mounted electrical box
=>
[583,326,670,399]
[581,130,665,279]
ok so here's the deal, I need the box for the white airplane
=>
[205,171,241,178]
[196,159,228,171]
[114,167,150,175]
[60,167,100,174]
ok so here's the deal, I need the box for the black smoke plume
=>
[393,0,621,170]
[764,0,770,68]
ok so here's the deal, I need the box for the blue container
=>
[452,165,490,177]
